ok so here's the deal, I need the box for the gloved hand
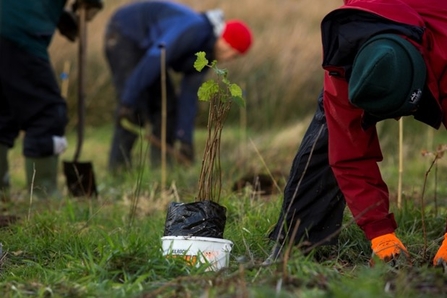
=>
[117,104,138,126]
[52,136,68,155]
[57,9,78,42]
[117,105,146,136]
[179,142,195,163]
[433,233,447,267]
[72,0,104,21]
[370,233,409,265]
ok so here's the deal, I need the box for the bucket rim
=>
[161,236,233,244]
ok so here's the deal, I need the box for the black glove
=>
[117,105,138,125]
[179,142,195,163]
[72,0,104,21]
[57,9,78,42]
[117,105,147,136]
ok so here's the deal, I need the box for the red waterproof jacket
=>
[321,0,447,239]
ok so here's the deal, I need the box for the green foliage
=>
[193,51,208,71]
[194,51,245,108]
[195,52,246,202]
[197,80,219,101]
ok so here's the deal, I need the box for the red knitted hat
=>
[222,20,253,54]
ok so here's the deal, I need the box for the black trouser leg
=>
[269,91,345,248]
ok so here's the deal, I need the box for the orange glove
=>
[433,233,447,266]
[371,233,409,262]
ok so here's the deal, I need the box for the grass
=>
[3,0,447,296]
[2,119,447,297]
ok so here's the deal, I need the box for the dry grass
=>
[49,0,340,127]
[43,0,341,197]
[9,0,447,200]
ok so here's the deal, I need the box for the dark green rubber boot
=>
[25,156,60,199]
[0,144,10,201]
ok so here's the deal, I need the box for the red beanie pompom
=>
[222,20,253,54]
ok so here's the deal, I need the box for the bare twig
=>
[28,165,35,222]
[197,96,231,202]
[249,139,282,194]
[420,144,447,257]
[420,150,441,257]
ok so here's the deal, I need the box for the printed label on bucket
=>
[161,236,233,271]
[166,254,199,266]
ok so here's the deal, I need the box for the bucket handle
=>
[222,242,233,252]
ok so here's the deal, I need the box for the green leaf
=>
[215,68,227,77]
[232,96,245,108]
[229,83,243,99]
[229,84,245,107]
[194,52,208,72]
[197,80,219,101]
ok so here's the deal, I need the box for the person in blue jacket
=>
[105,1,253,172]
[0,0,102,199]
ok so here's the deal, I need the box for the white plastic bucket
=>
[161,236,233,271]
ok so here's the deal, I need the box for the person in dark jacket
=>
[266,0,447,267]
[0,0,102,199]
[105,1,253,172]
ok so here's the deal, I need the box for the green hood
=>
[0,0,67,60]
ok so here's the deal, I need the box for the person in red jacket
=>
[267,0,447,266]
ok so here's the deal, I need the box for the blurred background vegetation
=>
[45,0,447,202]
[49,0,339,130]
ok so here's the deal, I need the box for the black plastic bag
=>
[163,200,227,238]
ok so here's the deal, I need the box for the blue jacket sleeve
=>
[120,47,161,107]
[120,23,209,107]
